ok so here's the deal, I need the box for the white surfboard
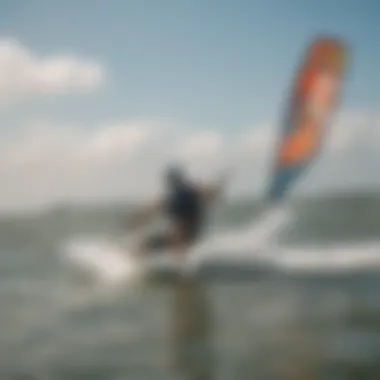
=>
[60,204,292,284]
[61,238,144,284]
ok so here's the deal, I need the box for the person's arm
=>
[125,198,165,229]
[198,183,223,202]
[198,169,232,202]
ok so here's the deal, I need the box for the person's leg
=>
[170,222,199,262]
[133,228,189,262]
[132,232,172,258]
[132,223,199,261]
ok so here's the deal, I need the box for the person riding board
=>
[126,165,230,262]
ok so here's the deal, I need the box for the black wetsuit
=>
[145,182,203,251]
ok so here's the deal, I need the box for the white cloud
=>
[326,111,378,153]
[0,120,159,211]
[178,131,224,160]
[238,125,274,157]
[0,109,378,212]
[173,131,227,180]
[308,110,380,193]
[0,38,104,105]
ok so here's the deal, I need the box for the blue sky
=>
[0,0,379,210]
[0,0,378,132]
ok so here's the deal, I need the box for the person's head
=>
[164,165,186,188]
